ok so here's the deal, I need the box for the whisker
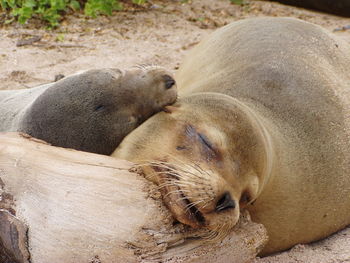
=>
[199,198,214,209]
[163,189,191,198]
[143,162,208,183]
[174,181,200,188]
[184,200,206,212]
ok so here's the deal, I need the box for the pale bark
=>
[0,132,268,263]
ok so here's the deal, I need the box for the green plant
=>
[56,33,65,41]
[0,0,147,28]
[132,0,146,4]
[1,0,80,27]
[84,0,122,18]
[230,0,244,5]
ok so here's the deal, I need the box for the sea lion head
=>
[19,65,177,155]
[113,92,272,239]
[124,64,178,115]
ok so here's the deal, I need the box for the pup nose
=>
[215,192,236,212]
[163,75,176,89]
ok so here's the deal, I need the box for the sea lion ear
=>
[240,171,260,208]
[163,105,181,114]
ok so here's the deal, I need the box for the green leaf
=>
[5,0,17,9]
[230,0,243,5]
[16,6,34,24]
[2,0,123,27]
[113,1,123,10]
[5,17,15,24]
[0,0,8,9]
[23,0,36,8]
[84,1,97,17]
[69,0,80,11]
[84,0,121,17]
[50,0,66,11]
[132,0,146,4]
[56,33,65,41]
[10,7,19,16]
[35,6,46,14]
[42,8,61,27]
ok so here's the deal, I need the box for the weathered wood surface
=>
[0,132,268,263]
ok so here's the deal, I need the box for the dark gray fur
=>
[0,68,176,155]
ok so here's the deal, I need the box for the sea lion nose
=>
[163,75,176,89]
[215,192,236,212]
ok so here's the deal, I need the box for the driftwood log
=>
[0,132,267,263]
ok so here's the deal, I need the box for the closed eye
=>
[198,132,215,151]
[184,125,216,152]
[94,105,105,111]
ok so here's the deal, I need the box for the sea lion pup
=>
[0,66,177,155]
[113,17,350,255]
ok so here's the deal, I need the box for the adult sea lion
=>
[0,66,177,155]
[113,17,350,255]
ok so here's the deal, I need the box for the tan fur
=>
[113,18,350,254]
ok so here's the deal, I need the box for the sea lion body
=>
[113,18,350,254]
[176,17,350,254]
[0,67,177,155]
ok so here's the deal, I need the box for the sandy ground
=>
[0,0,349,262]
